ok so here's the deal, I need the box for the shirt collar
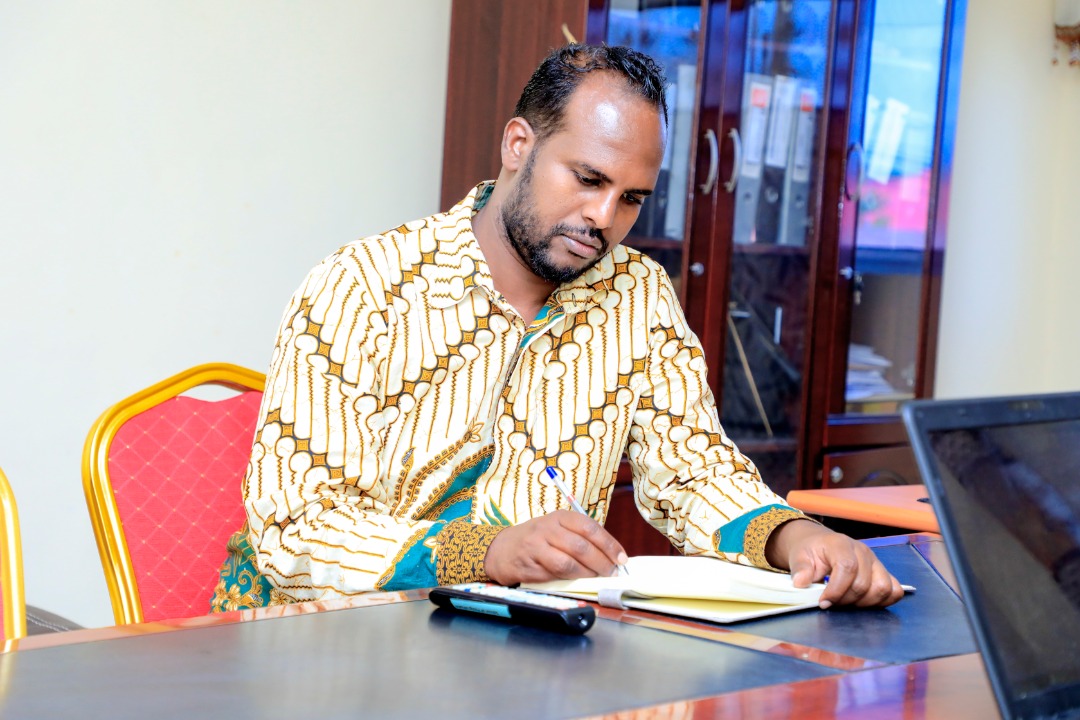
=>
[421,181,627,316]
[420,182,498,310]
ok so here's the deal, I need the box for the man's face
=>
[500,74,666,285]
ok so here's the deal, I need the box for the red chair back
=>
[83,363,264,625]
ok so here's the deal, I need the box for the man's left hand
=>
[765,519,905,609]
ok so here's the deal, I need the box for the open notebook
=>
[523,555,826,624]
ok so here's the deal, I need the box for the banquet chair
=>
[0,465,27,642]
[82,363,265,625]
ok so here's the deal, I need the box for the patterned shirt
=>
[217,182,804,607]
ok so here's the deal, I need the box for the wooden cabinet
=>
[822,444,921,489]
[440,0,965,555]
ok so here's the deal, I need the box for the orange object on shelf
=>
[786,484,939,533]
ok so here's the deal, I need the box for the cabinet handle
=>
[723,128,742,193]
[845,141,864,201]
[699,129,719,194]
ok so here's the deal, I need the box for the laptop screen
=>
[905,396,1080,719]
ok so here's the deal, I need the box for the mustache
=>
[550,223,607,251]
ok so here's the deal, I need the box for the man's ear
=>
[500,117,535,173]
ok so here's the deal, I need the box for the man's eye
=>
[624,194,645,206]
[577,174,600,187]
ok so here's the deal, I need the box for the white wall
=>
[1049,77,1080,382]
[1047,53,1080,384]
[938,0,1080,397]
[0,1,451,627]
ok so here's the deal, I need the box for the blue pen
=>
[544,466,629,576]
[545,466,588,515]
[823,575,917,594]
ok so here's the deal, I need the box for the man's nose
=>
[583,190,619,230]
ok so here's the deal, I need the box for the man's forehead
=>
[559,77,663,135]
[564,72,662,121]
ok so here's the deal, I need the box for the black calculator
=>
[428,583,596,635]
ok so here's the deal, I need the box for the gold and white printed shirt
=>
[241,182,804,601]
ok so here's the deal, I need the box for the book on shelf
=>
[522,555,826,624]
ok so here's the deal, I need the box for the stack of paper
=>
[847,344,897,400]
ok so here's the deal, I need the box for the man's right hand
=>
[483,510,629,586]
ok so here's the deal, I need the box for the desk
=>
[787,484,941,533]
[0,536,994,719]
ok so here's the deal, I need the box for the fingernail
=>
[617,552,629,565]
[819,600,832,610]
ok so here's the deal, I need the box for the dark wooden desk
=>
[0,536,996,719]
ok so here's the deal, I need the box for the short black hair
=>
[513,44,668,143]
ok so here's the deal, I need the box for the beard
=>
[499,154,609,285]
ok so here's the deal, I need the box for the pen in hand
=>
[544,466,630,576]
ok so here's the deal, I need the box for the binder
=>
[754,74,798,245]
[663,63,697,240]
[733,74,773,244]
[779,85,817,246]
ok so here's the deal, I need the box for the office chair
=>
[82,363,265,625]
[0,465,27,642]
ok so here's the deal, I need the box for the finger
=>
[839,549,878,606]
[787,552,822,589]
[556,511,628,569]
[548,520,623,578]
[499,527,589,583]
[853,561,905,608]
[833,543,906,607]
[886,576,906,605]
[814,542,909,608]
[530,546,595,581]
[818,553,861,608]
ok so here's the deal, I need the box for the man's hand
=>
[765,519,905,609]
[484,510,629,586]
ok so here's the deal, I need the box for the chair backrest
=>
[82,363,265,625]
[0,465,27,642]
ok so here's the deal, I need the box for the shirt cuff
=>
[714,504,816,571]
[435,520,505,585]
[743,507,814,570]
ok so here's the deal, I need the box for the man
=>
[211,44,903,614]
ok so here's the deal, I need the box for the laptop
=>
[903,392,1080,720]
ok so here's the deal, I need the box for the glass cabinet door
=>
[843,0,949,415]
[605,0,704,299]
[718,0,835,492]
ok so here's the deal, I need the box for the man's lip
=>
[562,233,601,252]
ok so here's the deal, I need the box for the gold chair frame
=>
[0,466,27,640]
[82,362,265,625]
